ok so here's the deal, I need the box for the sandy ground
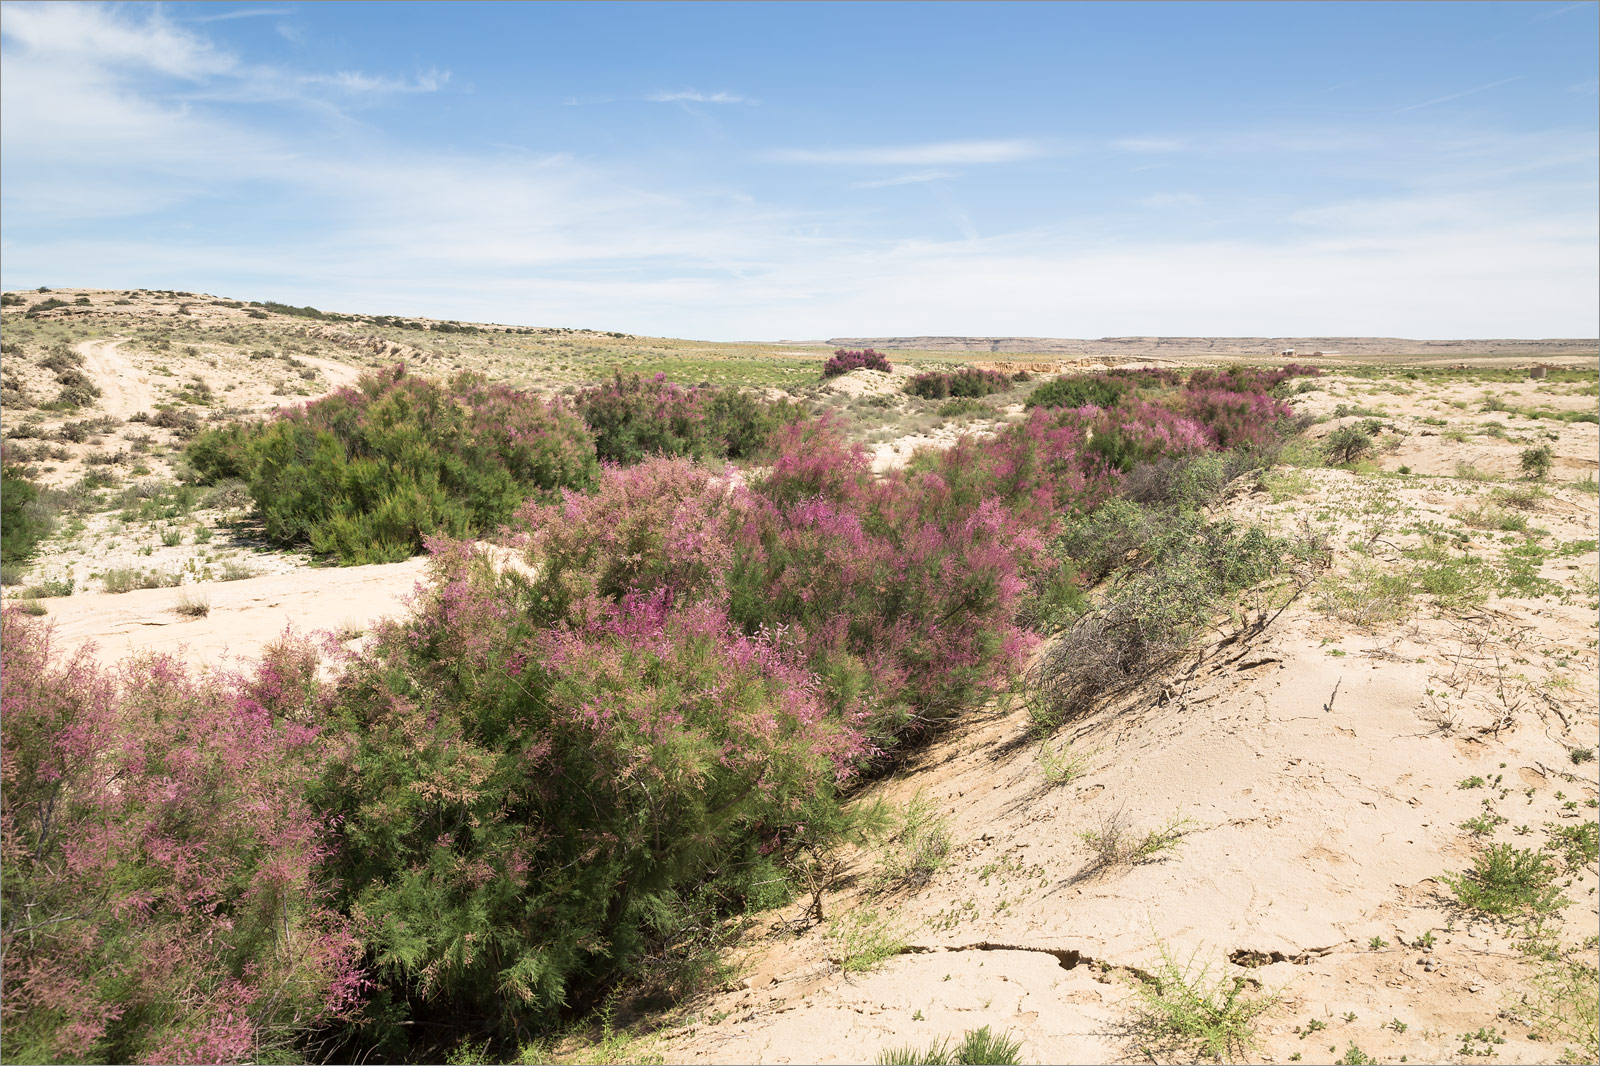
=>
[31,556,428,670]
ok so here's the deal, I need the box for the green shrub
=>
[1124,942,1277,1062]
[1,465,50,563]
[186,366,599,564]
[1520,444,1554,480]
[1324,425,1374,465]
[1025,373,1130,410]
[1443,844,1567,915]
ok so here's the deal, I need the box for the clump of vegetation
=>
[574,371,801,464]
[186,364,599,563]
[831,908,910,973]
[0,614,362,1064]
[877,1026,1025,1065]
[822,347,892,377]
[1123,941,1277,1062]
[1,462,51,564]
[1324,424,1374,465]
[1025,372,1132,411]
[906,367,1011,400]
[1520,443,1554,480]
[1030,511,1318,726]
[1442,844,1567,916]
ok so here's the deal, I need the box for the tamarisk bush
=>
[574,371,802,464]
[317,540,862,1050]
[186,365,599,564]
[905,367,1011,400]
[0,611,362,1065]
[822,348,891,377]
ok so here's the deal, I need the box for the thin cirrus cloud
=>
[646,89,753,104]
[1395,76,1521,114]
[1114,137,1185,153]
[853,169,956,188]
[302,68,450,94]
[772,139,1046,166]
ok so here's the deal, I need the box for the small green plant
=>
[1442,844,1567,916]
[1388,1018,1408,1033]
[1456,1026,1506,1057]
[1519,444,1554,480]
[832,909,909,973]
[1460,776,1486,789]
[1418,931,1437,949]
[1367,936,1387,950]
[1543,822,1598,872]
[1296,1018,1327,1040]
[160,527,183,547]
[1324,425,1374,465]
[876,1026,1024,1065]
[881,791,953,888]
[1569,747,1595,765]
[1123,941,1277,1062]
[1337,1043,1376,1065]
[1517,949,1599,1064]
[1079,808,1193,874]
[1461,810,1508,836]
[1038,738,1092,786]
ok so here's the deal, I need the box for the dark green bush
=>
[1025,374,1131,410]
[1,464,50,563]
[186,365,598,564]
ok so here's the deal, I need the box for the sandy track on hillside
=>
[76,339,157,418]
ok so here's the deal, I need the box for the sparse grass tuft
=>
[1122,941,1277,1063]
[877,1026,1025,1066]
[831,909,909,973]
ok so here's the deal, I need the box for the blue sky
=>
[2,1,1596,340]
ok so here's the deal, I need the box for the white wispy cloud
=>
[853,169,954,188]
[1137,193,1202,209]
[772,139,1046,166]
[189,7,295,23]
[1396,76,1521,113]
[303,68,450,94]
[646,89,752,104]
[1114,137,1184,153]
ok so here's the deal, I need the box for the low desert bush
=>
[1442,844,1567,916]
[1520,444,1555,479]
[1025,373,1131,411]
[1324,424,1374,465]
[574,372,801,464]
[1029,515,1312,726]
[822,347,891,377]
[186,365,599,564]
[905,367,1011,400]
[1122,941,1277,1063]
[1,464,51,563]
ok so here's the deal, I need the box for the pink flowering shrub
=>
[821,348,891,377]
[315,544,859,1050]
[1174,387,1294,449]
[1104,366,1182,387]
[1185,364,1319,394]
[0,611,361,1065]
